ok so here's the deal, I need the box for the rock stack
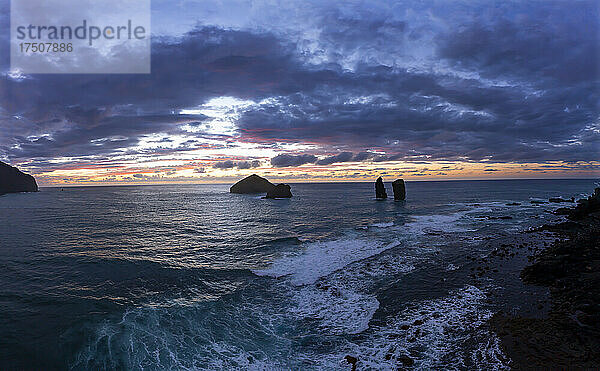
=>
[265,184,292,199]
[230,174,293,199]
[230,174,275,194]
[392,179,406,201]
[375,177,387,199]
[0,161,38,195]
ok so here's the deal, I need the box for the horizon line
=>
[38,176,600,188]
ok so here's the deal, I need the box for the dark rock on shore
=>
[392,179,406,201]
[344,355,358,371]
[375,177,387,199]
[567,187,600,220]
[265,184,292,199]
[506,202,521,206]
[549,197,574,203]
[230,174,275,194]
[491,188,600,369]
[398,355,414,366]
[0,161,38,195]
[554,207,572,215]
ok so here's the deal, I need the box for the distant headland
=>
[0,161,38,195]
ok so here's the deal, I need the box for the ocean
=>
[0,179,597,370]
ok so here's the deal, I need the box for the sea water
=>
[0,179,596,370]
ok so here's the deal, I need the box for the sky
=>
[0,0,598,185]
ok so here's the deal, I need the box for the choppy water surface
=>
[0,179,596,370]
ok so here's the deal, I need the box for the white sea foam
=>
[370,222,394,228]
[406,212,472,235]
[289,285,380,334]
[471,332,511,370]
[446,263,459,271]
[253,238,400,286]
[303,285,511,370]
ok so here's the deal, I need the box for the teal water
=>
[0,179,597,370]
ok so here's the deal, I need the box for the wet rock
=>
[506,202,521,206]
[0,161,38,195]
[555,207,571,215]
[375,177,387,199]
[392,179,406,201]
[344,355,358,371]
[398,355,414,366]
[549,197,575,203]
[497,188,600,369]
[530,200,547,204]
[568,188,600,220]
[412,319,423,326]
[265,184,293,199]
[230,174,274,194]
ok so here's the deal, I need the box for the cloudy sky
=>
[0,0,598,185]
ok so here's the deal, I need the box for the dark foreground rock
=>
[0,161,38,195]
[549,197,574,203]
[265,184,292,198]
[375,177,387,199]
[392,179,406,201]
[230,174,275,194]
[344,355,357,371]
[567,187,600,220]
[491,188,600,369]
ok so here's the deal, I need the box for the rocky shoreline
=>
[490,188,600,369]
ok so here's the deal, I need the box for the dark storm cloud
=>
[213,159,260,169]
[315,152,354,165]
[237,160,261,169]
[237,1,598,164]
[0,26,305,162]
[270,153,317,167]
[213,160,236,169]
[436,2,598,84]
[314,151,403,165]
[0,0,598,170]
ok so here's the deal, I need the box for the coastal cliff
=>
[0,161,38,195]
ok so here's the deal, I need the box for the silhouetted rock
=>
[0,161,38,195]
[375,177,387,199]
[549,197,574,203]
[265,184,292,198]
[554,207,571,215]
[344,355,358,371]
[568,188,600,220]
[506,202,521,206]
[230,174,275,194]
[398,355,414,366]
[392,179,406,201]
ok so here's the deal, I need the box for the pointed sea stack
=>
[392,179,406,201]
[265,184,292,199]
[375,177,387,199]
[230,174,275,194]
[0,161,38,196]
